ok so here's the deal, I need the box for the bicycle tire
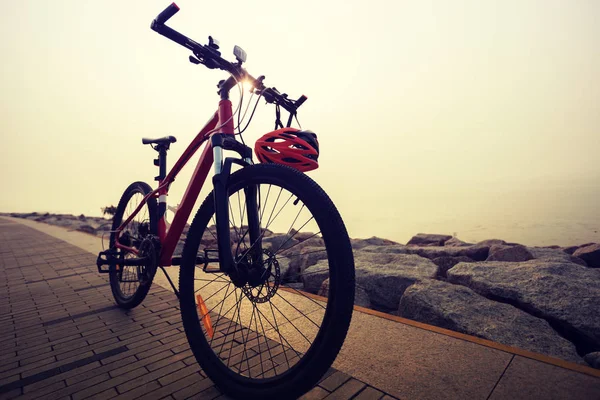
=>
[109,181,158,309]
[179,163,355,399]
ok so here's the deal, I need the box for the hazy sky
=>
[1,0,598,245]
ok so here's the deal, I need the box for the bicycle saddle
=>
[142,136,177,145]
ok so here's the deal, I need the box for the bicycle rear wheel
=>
[179,164,355,399]
[109,181,158,309]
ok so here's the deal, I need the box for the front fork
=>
[211,135,262,278]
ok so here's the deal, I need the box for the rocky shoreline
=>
[4,213,600,369]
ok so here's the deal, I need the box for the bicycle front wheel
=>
[179,164,355,399]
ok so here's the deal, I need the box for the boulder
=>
[527,247,587,266]
[407,233,452,247]
[487,245,534,262]
[477,239,508,247]
[290,236,325,252]
[584,352,600,369]
[418,244,486,261]
[318,278,371,308]
[359,245,408,255]
[95,223,112,232]
[263,234,300,252]
[76,225,96,235]
[284,282,305,291]
[444,237,473,247]
[447,260,600,351]
[276,256,292,280]
[303,252,438,310]
[432,256,474,278]
[351,237,399,250]
[397,280,581,363]
[290,230,319,242]
[302,262,329,293]
[360,244,489,261]
[354,252,438,310]
[285,246,328,281]
[573,244,600,268]
[562,246,579,255]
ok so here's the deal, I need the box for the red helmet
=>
[254,128,319,172]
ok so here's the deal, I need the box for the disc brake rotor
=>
[241,249,281,303]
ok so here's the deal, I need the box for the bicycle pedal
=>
[96,249,120,274]
[203,249,220,273]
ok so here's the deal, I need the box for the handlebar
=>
[154,2,179,25]
[151,3,305,114]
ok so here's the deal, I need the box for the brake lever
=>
[189,56,201,65]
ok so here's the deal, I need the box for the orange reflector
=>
[196,294,214,339]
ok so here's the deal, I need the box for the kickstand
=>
[159,266,180,299]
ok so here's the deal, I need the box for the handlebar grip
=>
[295,95,308,108]
[155,2,179,25]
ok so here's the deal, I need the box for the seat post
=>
[154,145,168,182]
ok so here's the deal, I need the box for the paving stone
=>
[0,220,395,400]
[172,376,215,400]
[324,378,366,399]
[354,386,385,400]
[299,386,329,400]
[319,370,351,392]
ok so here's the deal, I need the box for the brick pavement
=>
[0,218,396,400]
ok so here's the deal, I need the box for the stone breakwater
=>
[5,213,600,369]
[282,232,600,369]
[4,212,113,237]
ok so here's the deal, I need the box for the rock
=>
[359,244,488,261]
[354,286,371,308]
[303,252,438,310]
[447,260,600,351]
[562,246,579,255]
[285,246,328,281]
[354,252,438,310]
[78,214,86,221]
[528,247,587,266]
[262,228,274,238]
[432,256,474,278]
[444,237,473,247]
[584,352,600,369]
[284,282,304,291]
[291,231,317,242]
[76,225,96,235]
[302,262,329,293]
[487,245,534,262]
[317,278,371,308]
[95,223,112,232]
[361,244,489,262]
[359,245,409,255]
[351,237,399,250]
[397,280,581,363]
[573,243,600,268]
[291,236,325,252]
[477,239,507,247]
[407,233,452,247]
[263,234,299,252]
[317,279,329,296]
[276,256,292,280]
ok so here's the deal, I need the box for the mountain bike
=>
[96,3,355,399]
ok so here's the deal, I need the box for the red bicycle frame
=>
[114,99,235,267]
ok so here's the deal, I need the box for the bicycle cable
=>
[237,93,262,135]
